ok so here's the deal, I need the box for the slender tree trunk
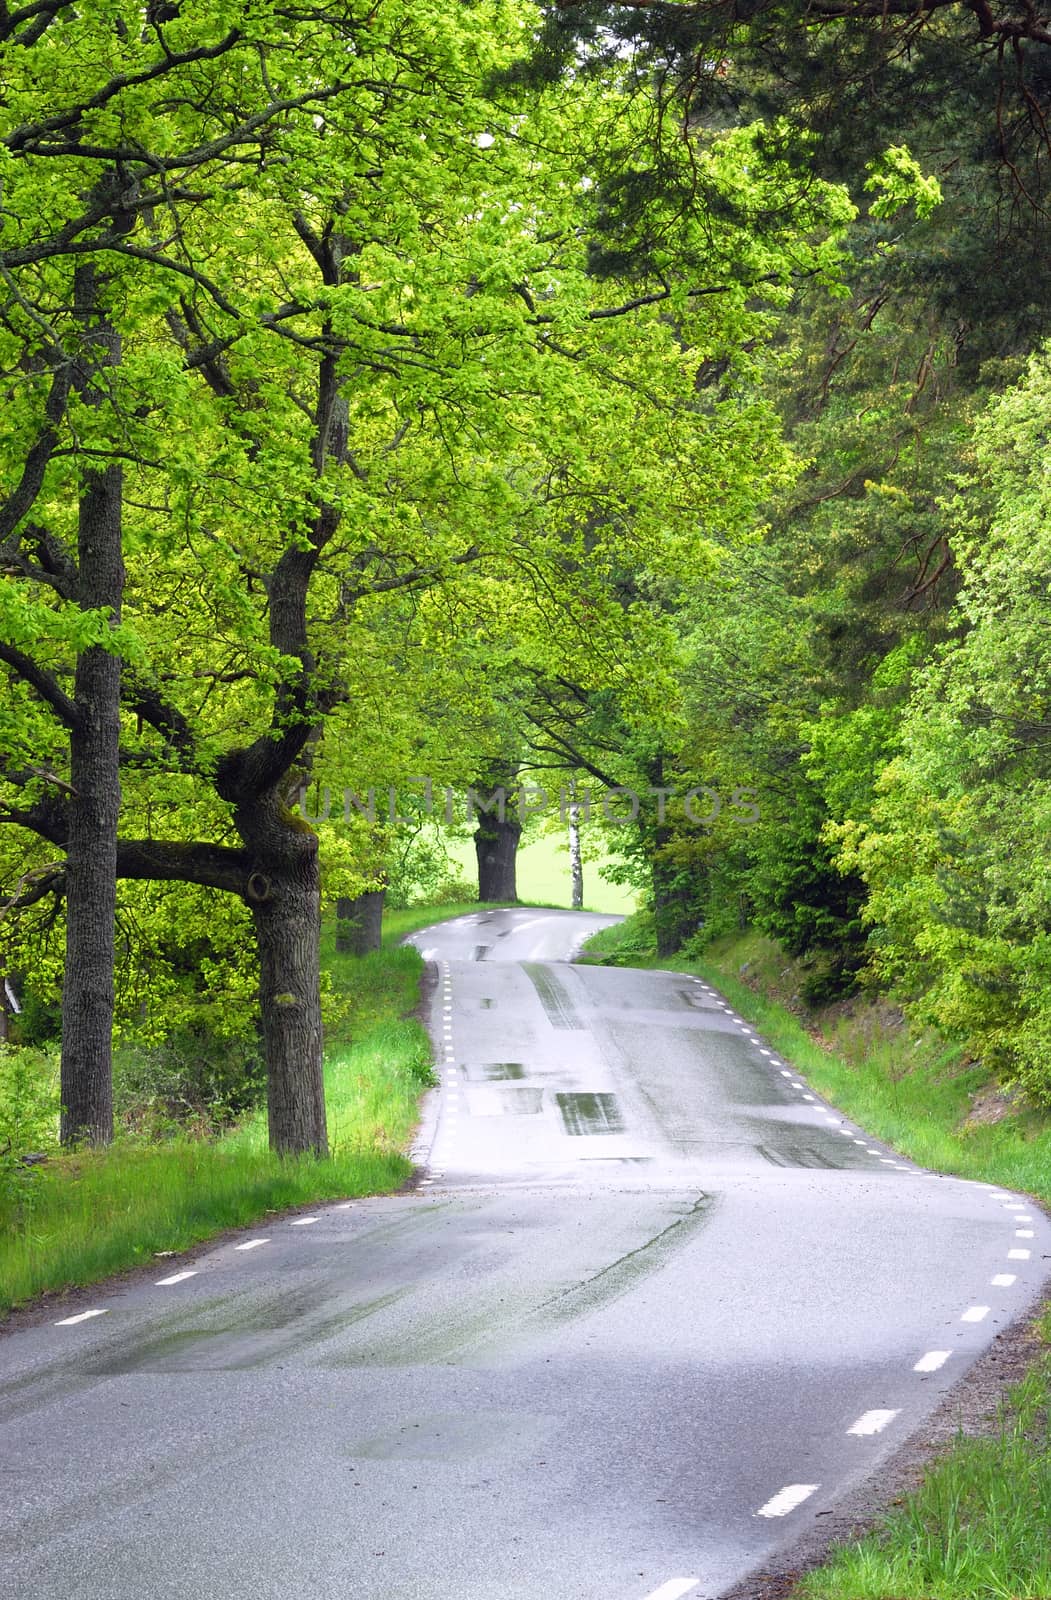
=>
[643,752,695,958]
[568,803,583,910]
[60,263,123,1148]
[475,809,521,902]
[238,796,328,1157]
[651,842,695,957]
[335,888,385,955]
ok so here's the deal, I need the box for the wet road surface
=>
[2,907,1049,1600]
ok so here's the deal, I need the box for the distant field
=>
[444,828,636,916]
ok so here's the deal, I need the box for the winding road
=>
[1,907,1048,1600]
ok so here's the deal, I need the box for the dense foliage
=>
[4,0,1051,1150]
[0,0,852,1151]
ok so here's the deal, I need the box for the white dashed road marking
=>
[234,1239,269,1252]
[1016,1229,1035,1238]
[847,1409,900,1436]
[55,1309,108,1326]
[991,1274,1017,1287]
[961,1305,990,1322]
[290,1217,318,1227]
[640,1582,700,1600]
[914,1350,951,1372]
[1008,1249,1031,1260]
[756,1484,819,1518]
[156,1271,197,1286]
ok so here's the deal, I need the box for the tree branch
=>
[122,676,202,770]
[0,365,72,544]
[115,838,253,895]
[2,521,79,599]
[5,30,244,152]
[0,642,78,726]
[0,861,66,916]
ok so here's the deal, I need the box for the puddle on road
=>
[556,1092,625,1136]
[466,1086,544,1117]
[467,1061,525,1080]
[677,986,714,1011]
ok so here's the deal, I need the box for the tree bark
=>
[60,263,123,1148]
[568,802,583,909]
[237,796,328,1158]
[335,888,386,955]
[644,752,696,957]
[651,841,695,957]
[475,805,521,902]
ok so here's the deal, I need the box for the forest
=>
[2,0,1051,1177]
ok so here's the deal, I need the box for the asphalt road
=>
[2,906,1049,1600]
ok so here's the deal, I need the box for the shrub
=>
[0,1043,59,1222]
[113,1025,266,1139]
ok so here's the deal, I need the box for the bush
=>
[415,874,477,907]
[0,1043,59,1221]
[113,1025,266,1139]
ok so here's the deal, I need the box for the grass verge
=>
[0,917,441,1316]
[378,900,512,945]
[583,912,1051,1600]
[797,1331,1051,1600]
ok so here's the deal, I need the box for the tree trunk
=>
[568,803,583,910]
[238,797,328,1157]
[475,810,521,902]
[651,845,695,958]
[335,888,386,955]
[60,263,123,1148]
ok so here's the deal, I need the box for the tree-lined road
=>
[2,908,1047,1600]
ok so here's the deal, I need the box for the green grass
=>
[583,914,1051,1600]
[515,832,636,914]
[0,892,634,1313]
[440,829,637,915]
[0,926,437,1315]
[576,909,657,964]
[378,900,511,945]
[799,1344,1051,1600]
